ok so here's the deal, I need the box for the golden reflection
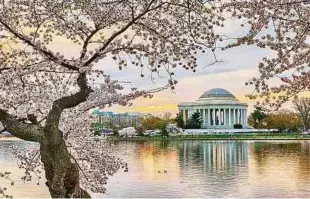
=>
[200,141,248,170]
[3,170,50,198]
[248,141,310,196]
[134,142,180,182]
[3,139,310,198]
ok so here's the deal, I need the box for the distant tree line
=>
[248,107,301,133]
[136,98,310,133]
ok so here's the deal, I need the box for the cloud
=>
[102,44,276,115]
[36,18,294,116]
[105,68,259,115]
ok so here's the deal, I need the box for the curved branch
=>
[80,28,100,60]
[0,20,78,71]
[83,0,160,66]
[79,19,127,60]
[0,109,42,142]
[44,73,92,134]
[0,128,6,134]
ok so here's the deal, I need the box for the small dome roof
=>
[199,88,236,99]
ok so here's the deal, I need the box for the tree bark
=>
[40,73,92,198]
[0,73,93,198]
[0,109,42,142]
[0,109,92,198]
[40,128,90,198]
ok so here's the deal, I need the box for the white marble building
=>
[178,88,248,129]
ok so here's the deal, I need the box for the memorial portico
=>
[178,88,248,129]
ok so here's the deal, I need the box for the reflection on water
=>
[1,139,310,198]
[175,141,249,197]
[0,139,50,198]
[177,141,248,170]
[248,142,310,197]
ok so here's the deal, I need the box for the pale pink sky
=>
[46,20,297,117]
[102,46,271,116]
[96,21,277,116]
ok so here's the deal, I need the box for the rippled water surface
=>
[1,138,310,198]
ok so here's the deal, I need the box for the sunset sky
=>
[102,45,271,116]
[44,19,300,117]
[97,37,275,116]
[96,19,309,116]
[89,20,281,117]
[2,14,293,117]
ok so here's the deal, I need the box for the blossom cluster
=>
[118,127,137,137]
[0,172,13,198]
[67,136,128,193]
[221,0,310,109]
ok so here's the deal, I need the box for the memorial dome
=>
[199,88,236,99]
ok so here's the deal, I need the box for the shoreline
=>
[0,136,22,141]
[110,135,310,141]
[3,135,310,142]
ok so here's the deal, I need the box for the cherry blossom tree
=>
[293,98,310,131]
[0,0,222,197]
[221,0,310,109]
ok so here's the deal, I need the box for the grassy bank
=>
[110,133,310,141]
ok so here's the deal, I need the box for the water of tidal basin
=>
[1,139,310,198]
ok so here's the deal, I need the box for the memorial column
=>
[224,108,227,126]
[237,109,240,124]
[229,108,231,126]
[212,108,215,126]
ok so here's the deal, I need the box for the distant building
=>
[92,110,152,128]
[178,88,248,129]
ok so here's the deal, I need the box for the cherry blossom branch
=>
[0,171,14,198]
[0,20,78,71]
[0,67,10,73]
[0,109,42,142]
[0,129,6,134]
[279,0,310,5]
[83,0,160,66]
[45,73,92,132]
[69,153,89,182]
[80,28,101,60]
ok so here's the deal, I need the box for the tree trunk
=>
[40,129,91,198]
[38,73,92,198]
[0,74,93,198]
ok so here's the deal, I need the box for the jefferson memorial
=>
[178,88,248,129]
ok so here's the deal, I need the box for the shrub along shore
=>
[110,133,310,141]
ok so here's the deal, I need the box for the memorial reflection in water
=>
[3,140,310,198]
[176,141,248,170]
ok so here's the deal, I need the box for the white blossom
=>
[118,127,137,137]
